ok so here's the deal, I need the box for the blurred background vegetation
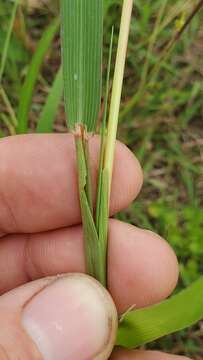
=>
[0,0,202,358]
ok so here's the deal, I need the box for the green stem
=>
[104,0,133,186]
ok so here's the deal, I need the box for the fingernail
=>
[22,274,117,360]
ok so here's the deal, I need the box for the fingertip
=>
[0,134,143,233]
[108,220,179,313]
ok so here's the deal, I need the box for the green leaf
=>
[36,66,63,133]
[0,0,19,84]
[61,0,103,132]
[17,19,59,134]
[117,276,203,348]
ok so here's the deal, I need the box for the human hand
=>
[0,134,191,359]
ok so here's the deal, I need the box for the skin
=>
[0,134,191,359]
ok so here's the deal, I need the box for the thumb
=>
[0,273,118,360]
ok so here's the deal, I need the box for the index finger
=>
[0,134,142,234]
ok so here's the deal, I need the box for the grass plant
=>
[0,0,203,355]
[61,0,203,350]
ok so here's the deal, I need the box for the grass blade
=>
[117,276,203,348]
[17,19,59,134]
[36,66,63,133]
[0,0,19,84]
[61,0,103,132]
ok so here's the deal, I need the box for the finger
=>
[108,221,179,313]
[110,349,191,360]
[0,274,117,360]
[0,134,142,234]
[0,220,179,313]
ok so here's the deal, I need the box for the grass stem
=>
[104,0,133,189]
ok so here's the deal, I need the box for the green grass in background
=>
[0,0,202,357]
